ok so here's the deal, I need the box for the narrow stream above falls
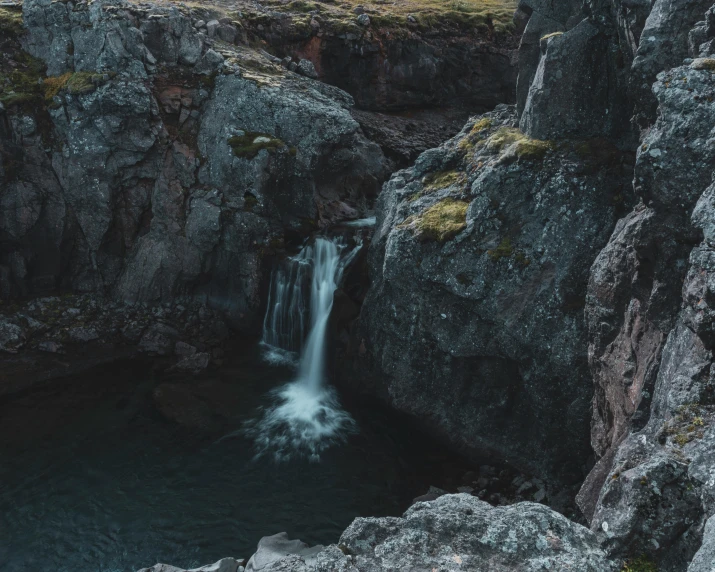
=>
[0,234,473,572]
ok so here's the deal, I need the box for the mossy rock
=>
[229,132,286,159]
[484,127,553,161]
[0,53,47,108]
[691,58,715,71]
[43,71,109,101]
[661,403,711,448]
[0,6,23,39]
[470,117,492,133]
[488,237,513,261]
[621,555,658,572]
[415,198,469,242]
[485,127,524,153]
[540,31,564,41]
[513,138,553,161]
[423,169,466,191]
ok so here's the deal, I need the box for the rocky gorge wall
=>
[0,0,394,387]
[6,0,715,570]
[332,0,715,569]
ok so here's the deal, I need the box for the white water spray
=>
[246,237,361,461]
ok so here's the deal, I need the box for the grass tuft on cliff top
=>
[255,0,518,34]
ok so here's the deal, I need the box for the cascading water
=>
[245,236,362,461]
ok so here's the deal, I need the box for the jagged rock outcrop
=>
[339,103,635,484]
[578,60,715,523]
[572,9,715,571]
[0,0,386,342]
[341,2,715,568]
[629,0,714,123]
[520,18,631,139]
[140,494,617,572]
[587,179,715,568]
[514,0,582,116]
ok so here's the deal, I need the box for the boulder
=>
[689,515,715,572]
[138,557,244,572]
[246,533,323,571]
[340,105,635,483]
[231,495,616,572]
[520,20,629,139]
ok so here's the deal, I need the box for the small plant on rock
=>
[228,132,286,159]
[621,555,657,572]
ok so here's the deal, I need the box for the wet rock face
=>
[340,104,635,483]
[0,0,386,330]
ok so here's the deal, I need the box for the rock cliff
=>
[1,0,388,384]
[6,0,715,569]
[336,0,715,569]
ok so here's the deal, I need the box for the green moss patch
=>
[691,58,715,71]
[513,138,554,161]
[470,117,492,133]
[488,237,513,261]
[424,169,466,191]
[484,127,553,161]
[621,556,657,572]
[415,198,469,242]
[485,127,523,152]
[228,132,286,159]
[0,6,23,39]
[43,71,110,101]
[487,236,530,265]
[0,53,46,108]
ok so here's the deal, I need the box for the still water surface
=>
[0,345,468,572]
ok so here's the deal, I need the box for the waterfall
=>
[246,236,361,461]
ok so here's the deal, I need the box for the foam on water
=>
[244,382,356,462]
[247,237,361,460]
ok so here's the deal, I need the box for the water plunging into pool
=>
[246,237,362,461]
